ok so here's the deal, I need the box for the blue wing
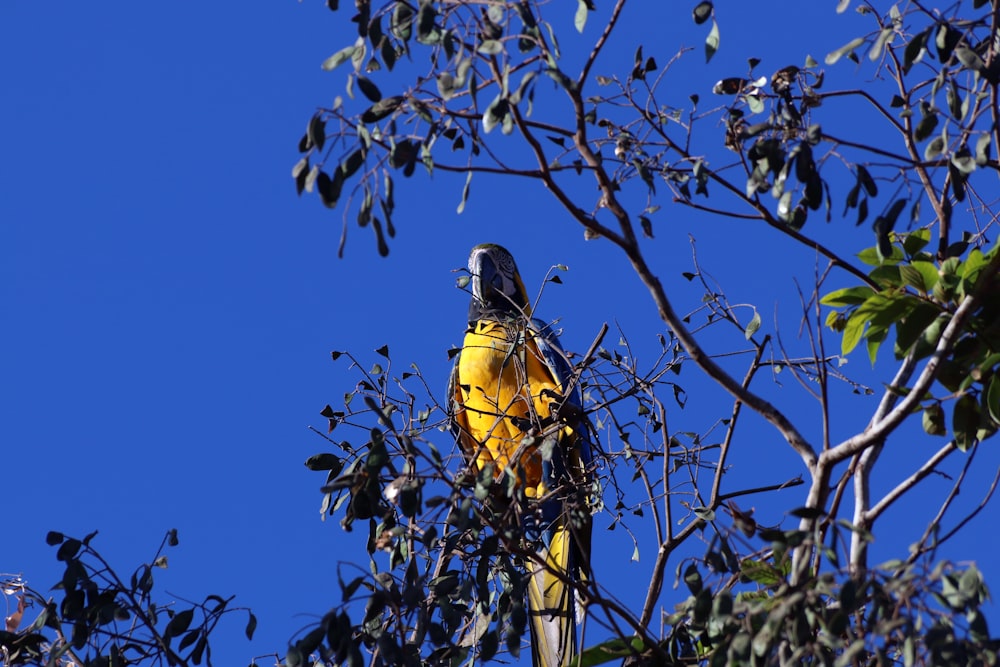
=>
[530,317,593,477]
[526,318,594,667]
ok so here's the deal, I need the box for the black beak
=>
[474,253,503,307]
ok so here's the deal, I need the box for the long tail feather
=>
[527,517,582,667]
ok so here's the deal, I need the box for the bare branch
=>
[864,440,958,524]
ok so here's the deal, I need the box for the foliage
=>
[1,531,254,667]
[293,0,1000,665]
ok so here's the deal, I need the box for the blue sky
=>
[4,1,998,663]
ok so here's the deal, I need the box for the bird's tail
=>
[526,515,587,667]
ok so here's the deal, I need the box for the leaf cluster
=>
[1,530,253,667]
[822,232,1000,450]
[665,547,996,667]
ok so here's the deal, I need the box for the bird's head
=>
[467,243,531,320]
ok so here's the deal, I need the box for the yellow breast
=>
[455,320,559,496]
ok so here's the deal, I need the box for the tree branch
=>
[864,440,957,524]
[578,0,629,89]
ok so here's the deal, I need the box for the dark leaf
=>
[305,453,344,473]
[683,563,703,595]
[307,114,326,152]
[316,170,344,209]
[692,1,712,25]
[914,108,938,142]
[56,539,81,562]
[367,217,387,256]
[341,149,365,179]
[165,609,194,640]
[361,96,404,123]
[857,165,877,196]
[640,215,653,238]
[903,28,929,73]
[953,393,980,451]
[178,629,200,652]
[356,76,382,102]
[391,2,413,41]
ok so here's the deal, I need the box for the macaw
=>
[447,243,593,667]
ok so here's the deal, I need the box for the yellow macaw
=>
[447,243,593,667]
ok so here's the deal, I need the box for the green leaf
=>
[914,110,938,142]
[825,37,865,65]
[987,375,1000,426]
[322,44,359,71]
[740,558,783,586]
[946,80,964,120]
[868,28,893,61]
[574,637,647,667]
[821,286,875,307]
[510,70,536,104]
[544,66,575,92]
[477,39,503,55]
[683,563,703,594]
[953,393,980,451]
[903,306,941,355]
[457,171,472,214]
[866,327,886,365]
[903,228,931,255]
[923,404,947,436]
[899,265,925,292]
[841,309,868,356]
[924,134,946,160]
[910,260,940,292]
[745,309,761,339]
[955,43,986,74]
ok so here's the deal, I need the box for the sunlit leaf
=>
[825,36,865,65]
[705,20,720,63]
[322,44,359,71]
[745,309,761,339]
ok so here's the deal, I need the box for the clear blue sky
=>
[4,2,997,663]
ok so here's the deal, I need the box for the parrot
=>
[447,243,593,667]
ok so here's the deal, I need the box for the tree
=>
[292,0,1000,665]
